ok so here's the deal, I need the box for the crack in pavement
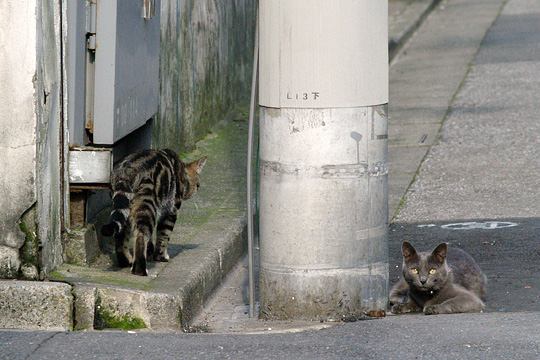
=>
[24,332,61,360]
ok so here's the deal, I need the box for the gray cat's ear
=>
[431,243,448,264]
[402,241,418,262]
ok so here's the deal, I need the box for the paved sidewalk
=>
[194,0,509,333]
[389,0,442,60]
[392,0,540,313]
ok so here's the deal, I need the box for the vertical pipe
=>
[246,6,259,318]
[258,0,389,320]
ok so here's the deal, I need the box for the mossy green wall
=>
[155,0,256,152]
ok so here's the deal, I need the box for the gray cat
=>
[390,241,486,315]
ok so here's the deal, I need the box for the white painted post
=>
[258,0,389,320]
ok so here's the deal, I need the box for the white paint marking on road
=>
[417,221,519,230]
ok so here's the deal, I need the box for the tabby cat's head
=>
[182,156,207,200]
[401,241,449,292]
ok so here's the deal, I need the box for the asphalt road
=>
[2,0,539,358]
[2,312,540,360]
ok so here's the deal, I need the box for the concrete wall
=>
[155,0,256,152]
[0,0,64,279]
[0,1,38,278]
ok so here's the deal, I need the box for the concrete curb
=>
[163,219,248,328]
[72,284,183,331]
[389,0,443,61]
[0,281,73,331]
[0,216,247,332]
[0,1,439,332]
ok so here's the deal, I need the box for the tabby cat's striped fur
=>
[101,149,207,276]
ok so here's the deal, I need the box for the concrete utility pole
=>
[258,0,389,320]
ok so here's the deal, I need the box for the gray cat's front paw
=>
[391,303,414,314]
[423,305,440,315]
[389,296,408,307]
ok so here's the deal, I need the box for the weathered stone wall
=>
[155,0,256,152]
[0,0,38,278]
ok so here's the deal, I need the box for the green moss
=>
[91,274,152,291]
[94,296,147,331]
[18,208,40,268]
[179,148,204,163]
[235,105,250,120]
[96,309,147,331]
[394,196,408,221]
[48,270,66,281]
[49,264,153,291]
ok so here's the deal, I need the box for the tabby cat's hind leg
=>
[130,189,157,276]
[114,229,132,267]
[132,228,150,276]
[155,210,177,262]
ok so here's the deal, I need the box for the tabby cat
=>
[390,241,486,315]
[101,149,207,276]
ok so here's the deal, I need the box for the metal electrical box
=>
[67,0,161,146]
[93,0,160,144]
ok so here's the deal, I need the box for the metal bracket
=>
[86,0,97,51]
[86,34,96,51]
[142,0,156,20]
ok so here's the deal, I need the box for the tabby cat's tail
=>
[101,191,131,237]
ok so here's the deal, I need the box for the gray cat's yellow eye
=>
[411,268,418,274]
[429,269,436,275]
